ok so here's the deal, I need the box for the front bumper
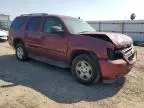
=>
[99,52,137,79]
[0,36,8,40]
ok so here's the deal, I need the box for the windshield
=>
[63,17,96,34]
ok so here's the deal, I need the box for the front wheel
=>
[16,44,28,61]
[71,54,101,85]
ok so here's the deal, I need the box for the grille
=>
[128,53,134,61]
[0,36,7,37]
[120,44,134,62]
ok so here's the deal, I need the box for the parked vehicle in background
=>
[8,13,137,85]
[0,29,8,41]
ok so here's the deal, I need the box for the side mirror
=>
[51,26,64,34]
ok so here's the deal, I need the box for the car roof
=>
[18,13,76,19]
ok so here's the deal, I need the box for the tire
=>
[16,44,28,61]
[71,54,101,85]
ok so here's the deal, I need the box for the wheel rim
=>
[17,47,24,59]
[76,60,93,81]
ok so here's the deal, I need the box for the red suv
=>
[8,13,137,85]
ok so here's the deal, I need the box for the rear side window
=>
[26,17,41,32]
[11,17,27,30]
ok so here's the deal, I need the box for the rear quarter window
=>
[11,17,27,31]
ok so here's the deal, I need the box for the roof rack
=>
[20,13,48,16]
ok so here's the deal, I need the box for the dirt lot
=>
[0,41,144,108]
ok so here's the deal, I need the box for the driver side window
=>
[43,17,64,33]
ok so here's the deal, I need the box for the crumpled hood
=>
[105,32,133,46]
[0,30,8,36]
[80,32,133,47]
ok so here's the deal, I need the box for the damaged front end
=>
[107,44,136,63]
[79,32,137,79]
[80,32,136,63]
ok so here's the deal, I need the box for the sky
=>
[0,0,144,21]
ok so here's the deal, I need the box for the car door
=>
[40,17,68,61]
[24,17,43,55]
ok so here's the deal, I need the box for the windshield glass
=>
[63,17,96,34]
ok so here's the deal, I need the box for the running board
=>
[28,54,70,68]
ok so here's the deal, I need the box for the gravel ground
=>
[0,41,144,108]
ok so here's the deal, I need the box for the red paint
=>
[8,14,137,80]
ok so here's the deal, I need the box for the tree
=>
[130,13,136,20]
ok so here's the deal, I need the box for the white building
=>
[88,20,144,43]
[0,14,10,30]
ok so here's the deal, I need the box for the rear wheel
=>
[71,54,101,85]
[16,44,28,61]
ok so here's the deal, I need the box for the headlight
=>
[107,48,115,60]
[107,48,123,60]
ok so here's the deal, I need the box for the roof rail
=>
[20,13,48,16]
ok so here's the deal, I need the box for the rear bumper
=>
[99,52,137,79]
